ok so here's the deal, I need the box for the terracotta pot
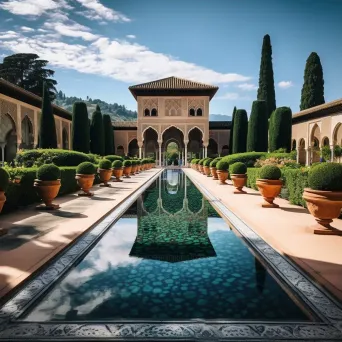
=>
[112,167,123,182]
[210,167,218,180]
[231,174,247,194]
[199,165,204,173]
[98,168,112,187]
[0,190,6,213]
[203,166,211,177]
[256,179,282,208]
[217,170,229,184]
[123,166,132,178]
[303,188,342,235]
[34,179,61,209]
[131,165,137,175]
[76,174,95,197]
[136,165,141,173]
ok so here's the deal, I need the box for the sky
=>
[0,0,342,118]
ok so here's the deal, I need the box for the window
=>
[144,109,150,116]
[196,108,203,116]
[151,108,157,116]
[189,108,195,116]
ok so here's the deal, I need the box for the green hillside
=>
[54,91,137,121]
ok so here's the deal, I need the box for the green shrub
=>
[198,158,206,165]
[334,145,342,158]
[191,158,197,164]
[0,167,10,192]
[98,159,112,170]
[216,160,229,171]
[321,145,331,161]
[36,164,61,181]
[131,160,137,166]
[269,107,292,152]
[308,163,342,191]
[76,162,96,175]
[72,102,90,153]
[310,161,325,169]
[192,159,200,164]
[282,168,309,207]
[259,165,281,180]
[203,158,213,167]
[123,160,132,167]
[232,109,248,154]
[210,157,221,167]
[222,152,267,167]
[230,162,247,174]
[266,152,296,160]
[246,168,260,190]
[104,155,123,163]
[90,105,105,156]
[112,160,123,168]
[136,160,142,165]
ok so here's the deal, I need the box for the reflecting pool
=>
[23,170,309,321]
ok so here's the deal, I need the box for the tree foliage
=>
[90,105,105,155]
[257,34,276,118]
[269,107,292,152]
[232,109,248,154]
[247,100,268,152]
[228,106,236,154]
[300,52,325,110]
[38,82,57,149]
[0,53,57,99]
[103,114,115,155]
[72,102,90,153]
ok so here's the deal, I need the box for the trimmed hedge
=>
[210,157,221,167]
[98,159,112,170]
[269,107,292,152]
[0,167,10,191]
[246,168,261,190]
[282,168,309,207]
[217,160,229,171]
[76,162,96,174]
[232,109,248,154]
[36,164,61,181]
[308,163,342,191]
[123,160,132,167]
[113,160,123,168]
[15,149,93,167]
[259,165,281,180]
[203,158,213,167]
[221,152,267,167]
[230,162,247,174]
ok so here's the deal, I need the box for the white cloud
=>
[0,30,18,39]
[215,92,251,100]
[126,35,136,39]
[278,81,293,89]
[75,0,130,22]
[237,83,257,91]
[21,26,35,32]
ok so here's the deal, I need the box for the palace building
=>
[0,76,342,166]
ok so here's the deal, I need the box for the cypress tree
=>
[228,106,236,154]
[232,109,248,154]
[90,105,105,155]
[38,82,57,148]
[257,34,276,118]
[72,102,90,153]
[269,107,292,152]
[300,52,325,110]
[247,100,268,152]
[103,114,114,155]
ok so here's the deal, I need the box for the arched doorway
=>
[117,145,124,156]
[21,116,34,149]
[0,113,17,163]
[143,128,158,160]
[311,124,320,164]
[298,139,306,165]
[292,139,296,151]
[187,127,203,159]
[128,139,139,157]
[207,138,218,158]
[162,127,184,166]
[62,128,68,150]
[221,145,229,156]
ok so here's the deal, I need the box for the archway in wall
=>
[322,137,329,146]
[221,145,229,156]
[311,125,320,163]
[187,127,203,159]
[144,128,158,159]
[333,123,342,146]
[128,139,139,157]
[62,128,68,150]
[298,139,306,165]
[162,127,184,166]
[207,138,218,158]
[165,141,179,165]
[21,116,34,149]
[117,145,124,156]
[0,113,17,163]
[292,139,296,151]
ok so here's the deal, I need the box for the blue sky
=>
[0,0,342,118]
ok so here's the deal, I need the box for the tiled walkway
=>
[0,169,161,299]
[184,168,342,303]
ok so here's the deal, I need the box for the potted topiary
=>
[230,162,247,194]
[98,159,112,187]
[76,162,96,196]
[203,158,213,176]
[210,158,221,180]
[131,160,137,175]
[198,159,206,174]
[34,164,61,209]
[191,159,196,170]
[256,165,282,208]
[112,160,124,182]
[194,159,200,172]
[136,159,141,173]
[216,160,229,184]
[0,167,10,214]
[123,160,132,178]
[303,163,342,235]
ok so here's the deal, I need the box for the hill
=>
[54,91,137,121]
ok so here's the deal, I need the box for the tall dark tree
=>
[269,107,292,152]
[72,102,90,153]
[228,106,236,154]
[38,82,57,148]
[90,105,105,155]
[257,34,276,118]
[232,109,248,154]
[0,53,57,99]
[247,100,268,152]
[103,114,115,155]
[300,52,325,110]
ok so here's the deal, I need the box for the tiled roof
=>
[112,121,137,127]
[129,76,219,90]
[292,99,342,118]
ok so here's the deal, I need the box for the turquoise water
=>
[23,170,309,321]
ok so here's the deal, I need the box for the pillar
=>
[296,148,300,164]
[16,104,22,150]
[0,143,6,166]
[34,110,38,147]
[184,140,188,167]
[159,143,162,167]
[305,147,311,166]
[330,144,334,162]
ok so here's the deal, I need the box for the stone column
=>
[16,104,22,150]
[330,144,335,162]
[305,147,311,166]
[138,141,143,159]
[0,142,6,166]
[34,110,38,147]
[184,140,188,167]
[159,143,162,167]
[296,148,300,164]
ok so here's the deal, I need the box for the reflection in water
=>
[23,170,309,322]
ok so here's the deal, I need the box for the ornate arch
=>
[161,125,185,137]
[321,136,330,147]
[333,122,342,145]
[142,125,159,141]
[310,123,320,146]
[187,125,204,139]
